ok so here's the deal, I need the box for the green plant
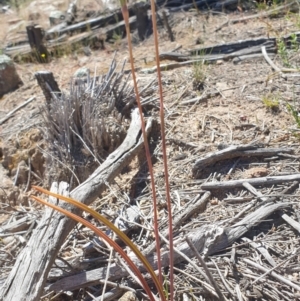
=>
[256,1,268,11]
[287,103,300,127]
[290,33,299,52]
[277,38,290,67]
[192,59,207,90]
[262,93,279,111]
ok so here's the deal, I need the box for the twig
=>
[173,267,219,298]
[201,174,300,190]
[159,233,210,283]
[244,258,300,291]
[261,46,282,73]
[241,237,276,267]
[251,248,300,285]
[185,237,226,301]
[0,96,36,125]
[13,162,21,186]
[211,259,235,298]
[143,191,211,256]
[100,234,115,301]
[280,211,300,233]
[193,144,293,176]
[24,157,31,193]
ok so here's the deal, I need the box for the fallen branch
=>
[243,258,300,292]
[201,174,300,190]
[0,97,36,125]
[261,46,299,78]
[0,108,151,301]
[192,144,293,177]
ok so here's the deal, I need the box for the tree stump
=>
[133,2,152,41]
[26,25,49,63]
[35,71,61,110]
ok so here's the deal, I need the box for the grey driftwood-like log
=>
[192,144,293,177]
[46,201,288,292]
[0,108,152,301]
[45,6,137,38]
[5,16,137,59]
[201,174,300,190]
[159,29,300,64]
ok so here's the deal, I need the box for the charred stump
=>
[26,25,49,63]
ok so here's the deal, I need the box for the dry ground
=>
[1,0,300,300]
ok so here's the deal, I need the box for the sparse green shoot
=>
[262,93,279,111]
[192,59,207,91]
[287,103,300,128]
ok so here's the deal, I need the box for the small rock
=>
[30,148,45,176]
[0,55,23,97]
[49,10,66,26]
[244,167,268,178]
[216,82,233,98]
[1,5,12,14]
[11,160,28,185]
[74,67,90,78]
[1,236,16,245]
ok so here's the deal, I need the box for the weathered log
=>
[201,174,300,190]
[46,202,288,292]
[5,17,137,59]
[45,6,138,38]
[0,108,152,301]
[192,144,293,177]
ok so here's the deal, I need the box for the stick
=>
[193,144,293,176]
[201,174,300,190]
[185,237,226,301]
[244,258,300,292]
[143,191,211,256]
[261,46,282,73]
[0,96,36,125]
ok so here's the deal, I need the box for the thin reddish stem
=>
[120,4,164,289]
[148,2,174,301]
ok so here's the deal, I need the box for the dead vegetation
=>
[1,0,300,300]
